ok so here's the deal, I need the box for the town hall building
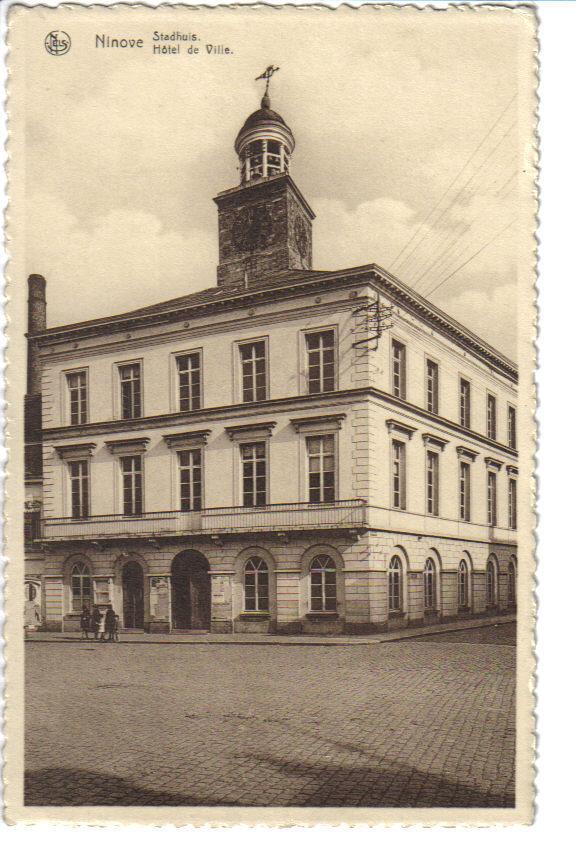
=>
[24,80,518,635]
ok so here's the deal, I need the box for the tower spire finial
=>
[255,64,280,108]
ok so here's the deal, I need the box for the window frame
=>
[423,558,437,611]
[238,337,269,404]
[425,449,440,517]
[388,555,403,613]
[243,556,270,612]
[174,349,203,413]
[425,358,439,415]
[240,440,268,508]
[508,475,517,530]
[486,558,497,606]
[487,470,498,527]
[486,391,497,441]
[459,460,471,522]
[65,368,89,426]
[119,453,144,517]
[177,448,203,512]
[309,554,338,614]
[458,559,470,609]
[391,338,407,400]
[459,377,471,429]
[116,359,144,421]
[70,562,92,613]
[391,439,407,511]
[68,459,90,519]
[306,433,336,504]
[303,327,337,396]
[507,403,517,450]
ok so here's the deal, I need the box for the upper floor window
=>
[508,405,517,449]
[426,360,439,414]
[24,508,41,545]
[508,476,517,529]
[424,558,436,610]
[178,449,202,512]
[306,330,335,394]
[244,557,269,612]
[176,353,201,412]
[459,461,471,522]
[392,340,406,399]
[459,378,471,428]
[71,562,92,612]
[66,371,87,425]
[240,341,267,403]
[307,435,335,503]
[487,393,497,441]
[69,460,89,519]
[119,363,142,420]
[392,440,406,510]
[487,471,497,526]
[310,555,337,613]
[121,454,143,516]
[426,451,439,516]
[241,442,267,507]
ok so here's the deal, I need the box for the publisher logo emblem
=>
[44,31,71,56]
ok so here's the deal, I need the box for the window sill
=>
[388,611,406,618]
[306,612,339,620]
[238,612,271,621]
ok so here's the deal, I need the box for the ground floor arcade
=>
[30,531,517,635]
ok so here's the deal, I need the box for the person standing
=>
[91,605,102,641]
[105,605,116,642]
[80,604,91,640]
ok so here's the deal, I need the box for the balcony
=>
[40,500,367,542]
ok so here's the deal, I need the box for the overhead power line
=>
[422,219,515,299]
[388,92,517,272]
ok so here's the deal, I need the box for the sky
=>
[19,5,535,360]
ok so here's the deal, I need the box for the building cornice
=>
[32,263,517,380]
[41,386,519,460]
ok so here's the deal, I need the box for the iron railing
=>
[41,499,367,541]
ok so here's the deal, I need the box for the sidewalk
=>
[26,614,515,647]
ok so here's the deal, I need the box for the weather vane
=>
[255,65,280,98]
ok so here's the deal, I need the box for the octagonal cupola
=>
[235,78,295,184]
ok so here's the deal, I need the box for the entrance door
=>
[171,553,210,630]
[122,561,144,629]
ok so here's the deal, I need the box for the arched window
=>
[458,559,469,609]
[424,558,436,610]
[71,562,91,612]
[486,559,497,606]
[310,555,337,612]
[389,556,403,612]
[508,560,516,606]
[25,583,37,602]
[244,557,269,612]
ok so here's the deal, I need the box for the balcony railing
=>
[40,500,367,542]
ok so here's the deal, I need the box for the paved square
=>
[25,624,516,807]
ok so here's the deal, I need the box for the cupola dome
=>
[235,91,295,184]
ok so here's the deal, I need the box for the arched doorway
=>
[122,560,144,629]
[171,551,211,630]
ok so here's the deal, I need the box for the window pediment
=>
[386,419,417,439]
[290,413,345,433]
[105,437,150,455]
[456,445,480,462]
[225,421,276,442]
[54,442,97,461]
[422,433,449,451]
[506,464,519,476]
[485,457,504,471]
[164,429,211,449]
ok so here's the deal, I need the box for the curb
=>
[25,615,515,647]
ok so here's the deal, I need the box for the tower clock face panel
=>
[231,204,275,253]
[294,215,310,262]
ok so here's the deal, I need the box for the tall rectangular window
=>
[121,455,143,517]
[508,405,517,449]
[426,451,439,516]
[176,353,201,412]
[307,435,336,503]
[178,449,202,512]
[392,340,406,399]
[241,442,267,507]
[459,461,471,522]
[306,330,335,394]
[392,440,406,510]
[508,477,517,529]
[66,371,87,425]
[426,359,439,414]
[487,393,497,441]
[69,460,89,518]
[239,341,267,403]
[459,378,471,428]
[119,363,142,420]
[487,471,497,526]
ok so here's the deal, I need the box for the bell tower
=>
[214,67,314,288]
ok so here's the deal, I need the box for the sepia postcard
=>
[3,1,537,826]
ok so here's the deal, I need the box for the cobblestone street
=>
[25,623,516,807]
